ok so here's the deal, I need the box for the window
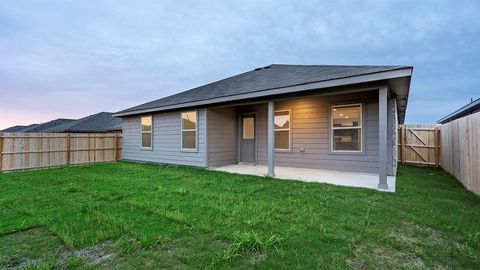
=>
[181,111,197,150]
[243,117,255,139]
[331,104,362,152]
[141,115,152,149]
[275,110,290,150]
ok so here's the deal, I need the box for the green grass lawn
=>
[0,162,479,269]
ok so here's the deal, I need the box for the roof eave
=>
[437,99,480,124]
[113,67,413,117]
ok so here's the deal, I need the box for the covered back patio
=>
[206,84,396,192]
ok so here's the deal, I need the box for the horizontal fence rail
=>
[0,132,122,172]
[440,112,480,195]
[398,124,441,167]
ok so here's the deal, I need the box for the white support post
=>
[267,100,275,177]
[378,86,388,190]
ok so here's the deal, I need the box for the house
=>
[437,98,480,124]
[113,64,413,191]
[42,112,122,133]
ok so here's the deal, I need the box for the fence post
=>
[0,133,3,172]
[93,134,96,162]
[114,133,118,161]
[66,133,71,165]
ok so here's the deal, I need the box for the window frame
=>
[181,110,198,152]
[242,116,255,140]
[274,109,292,151]
[140,115,153,150]
[330,103,363,153]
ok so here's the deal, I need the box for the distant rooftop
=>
[42,112,121,133]
[1,112,122,133]
[0,124,31,132]
[437,98,480,124]
[21,118,74,132]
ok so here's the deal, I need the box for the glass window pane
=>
[243,117,254,139]
[142,133,152,148]
[182,111,197,130]
[141,116,152,132]
[333,129,361,151]
[275,130,290,149]
[182,131,196,149]
[332,105,361,127]
[275,111,290,129]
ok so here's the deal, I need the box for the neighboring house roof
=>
[437,98,480,124]
[1,124,41,132]
[20,118,74,132]
[42,112,122,133]
[113,64,413,123]
[1,125,30,132]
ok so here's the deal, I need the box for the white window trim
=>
[274,109,291,151]
[330,103,363,153]
[140,115,153,150]
[181,110,198,151]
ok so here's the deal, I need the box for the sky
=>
[0,0,479,129]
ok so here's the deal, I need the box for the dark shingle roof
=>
[1,124,42,132]
[43,112,122,133]
[21,118,74,132]
[1,125,30,132]
[116,64,410,115]
[437,98,480,124]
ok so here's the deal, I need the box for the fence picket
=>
[440,112,480,195]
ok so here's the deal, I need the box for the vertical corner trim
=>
[267,101,275,177]
[378,86,388,190]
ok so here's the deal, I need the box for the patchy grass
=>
[215,231,282,264]
[0,162,479,269]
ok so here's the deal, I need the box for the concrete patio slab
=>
[210,164,396,192]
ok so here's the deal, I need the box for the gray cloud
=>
[0,0,479,128]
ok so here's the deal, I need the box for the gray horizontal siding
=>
[122,109,206,167]
[244,91,384,174]
[122,89,397,175]
[207,107,237,167]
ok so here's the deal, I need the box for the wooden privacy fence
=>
[0,133,122,172]
[440,112,480,195]
[398,124,441,166]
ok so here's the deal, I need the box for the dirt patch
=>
[248,252,267,264]
[352,244,425,269]
[0,226,116,269]
[59,240,116,265]
[346,256,366,270]
[0,255,40,269]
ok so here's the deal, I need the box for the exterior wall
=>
[274,91,382,174]
[230,92,384,174]
[207,107,237,167]
[122,89,397,175]
[122,109,207,167]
